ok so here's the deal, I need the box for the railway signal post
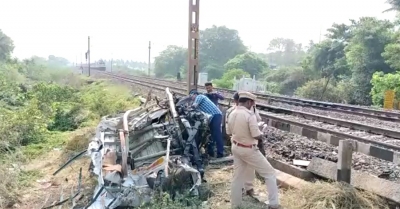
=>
[148,41,151,76]
[88,36,91,76]
[187,0,200,94]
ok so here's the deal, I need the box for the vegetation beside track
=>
[0,46,139,207]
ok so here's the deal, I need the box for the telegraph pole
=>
[111,56,113,72]
[81,52,83,74]
[88,36,91,76]
[148,41,151,76]
[187,0,200,94]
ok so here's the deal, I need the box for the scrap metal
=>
[52,88,213,208]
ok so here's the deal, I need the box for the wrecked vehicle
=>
[85,87,212,208]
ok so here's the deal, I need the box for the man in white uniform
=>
[226,91,280,209]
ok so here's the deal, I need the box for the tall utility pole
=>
[111,55,113,72]
[88,36,91,76]
[81,52,83,74]
[148,41,151,76]
[187,0,200,94]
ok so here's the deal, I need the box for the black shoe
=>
[246,188,258,197]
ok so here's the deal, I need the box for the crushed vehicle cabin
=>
[51,88,214,209]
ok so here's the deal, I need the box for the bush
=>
[0,57,142,207]
[264,66,309,95]
[213,68,249,89]
[0,64,139,151]
[335,78,355,104]
[295,78,350,103]
[264,82,282,94]
[370,71,400,106]
[80,81,139,121]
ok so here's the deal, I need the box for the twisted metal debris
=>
[51,88,213,208]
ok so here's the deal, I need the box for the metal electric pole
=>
[81,52,83,74]
[111,57,113,72]
[88,36,91,76]
[187,0,200,94]
[148,41,151,76]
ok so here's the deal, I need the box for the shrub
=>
[370,71,400,107]
[295,78,350,103]
[213,69,250,89]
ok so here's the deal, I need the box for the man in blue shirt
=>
[190,89,224,158]
[204,82,224,106]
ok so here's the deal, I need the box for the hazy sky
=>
[0,0,396,63]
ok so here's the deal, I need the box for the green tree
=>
[382,31,400,70]
[48,55,69,67]
[153,45,187,78]
[308,39,350,99]
[264,66,309,95]
[345,17,394,105]
[266,38,305,67]
[325,23,353,41]
[224,52,268,77]
[200,25,247,79]
[295,78,348,103]
[0,29,14,62]
[213,69,249,89]
[384,0,400,12]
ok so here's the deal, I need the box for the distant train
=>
[80,60,106,71]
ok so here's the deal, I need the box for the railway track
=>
[93,70,400,182]
[102,72,400,142]
[125,73,400,123]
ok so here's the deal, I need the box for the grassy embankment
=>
[0,61,139,208]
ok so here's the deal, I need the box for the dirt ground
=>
[11,128,96,209]
[9,123,278,209]
[14,151,279,209]
[13,151,93,209]
[205,165,279,209]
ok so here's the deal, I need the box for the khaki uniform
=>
[226,104,262,192]
[227,92,279,208]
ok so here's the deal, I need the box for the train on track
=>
[79,60,106,71]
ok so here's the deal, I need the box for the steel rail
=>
[99,71,400,139]
[115,72,400,122]
[96,71,400,152]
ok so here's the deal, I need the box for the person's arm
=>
[225,108,233,135]
[226,121,232,136]
[226,111,235,136]
[249,114,262,140]
[253,106,262,122]
[192,95,203,109]
[216,92,224,100]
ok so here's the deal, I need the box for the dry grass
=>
[0,149,29,208]
[281,181,389,209]
[64,127,95,152]
[3,122,390,209]
[0,164,19,208]
[4,127,96,209]
[10,150,392,209]
[206,165,270,209]
[205,165,390,209]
